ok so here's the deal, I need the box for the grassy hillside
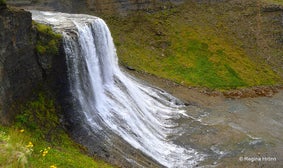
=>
[106,1,283,89]
[0,92,114,168]
[263,0,283,5]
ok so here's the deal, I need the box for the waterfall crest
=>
[31,11,204,167]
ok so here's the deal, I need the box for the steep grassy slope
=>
[106,1,282,89]
[0,92,114,168]
[0,126,114,168]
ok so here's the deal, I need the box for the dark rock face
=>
[0,7,42,123]
[0,7,66,124]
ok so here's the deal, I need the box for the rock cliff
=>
[0,6,39,123]
[0,5,65,124]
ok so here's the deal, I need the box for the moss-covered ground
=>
[0,0,6,6]
[0,92,114,168]
[33,22,62,56]
[105,1,282,90]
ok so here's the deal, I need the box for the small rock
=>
[126,65,135,71]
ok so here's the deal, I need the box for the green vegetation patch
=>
[262,0,283,5]
[0,0,6,6]
[105,3,282,89]
[161,39,247,88]
[33,22,62,56]
[0,92,114,168]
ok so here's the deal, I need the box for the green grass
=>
[0,93,114,168]
[106,3,282,90]
[0,0,6,6]
[262,0,283,5]
[33,22,62,55]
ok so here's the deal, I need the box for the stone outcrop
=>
[0,6,39,123]
[0,6,65,124]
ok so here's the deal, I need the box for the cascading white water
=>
[31,11,205,167]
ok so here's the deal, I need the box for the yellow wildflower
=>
[42,148,49,157]
[19,129,25,133]
[26,141,33,148]
[50,165,57,168]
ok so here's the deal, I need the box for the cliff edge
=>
[0,5,65,124]
[0,6,39,123]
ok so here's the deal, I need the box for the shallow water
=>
[177,91,283,167]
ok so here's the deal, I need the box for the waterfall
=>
[31,11,204,167]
